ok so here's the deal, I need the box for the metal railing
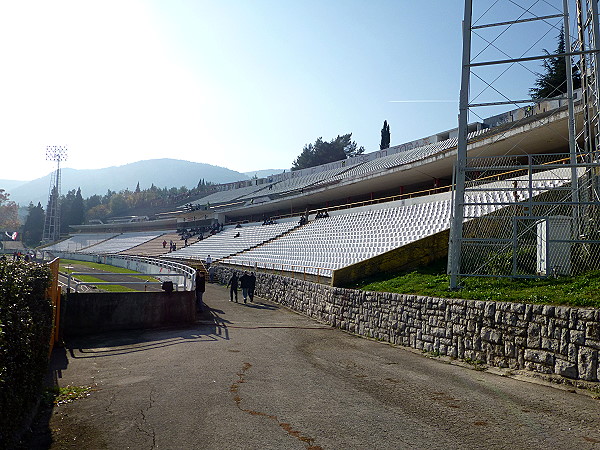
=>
[49,252,196,291]
[66,272,187,293]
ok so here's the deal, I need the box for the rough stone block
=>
[482,327,502,344]
[587,339,600,351]
[432,327,446,338]
[587,323,600,341]
[570,329,585,345]
[448,346,458,358]
[484,302,496,318]
[541,337,559,353]
[528,322,541,336]
[578,309,596,321]
[554,306,570,320]
[525,361,553,374]
[452,324,465,336]
[527,334,541,348]
[524,349,554,366]
[555,358,578,379]
[578,347,598,381]
[559,329,570,356]
[542,305,555,318]
[504,341,516,358]
[511,303,526,314]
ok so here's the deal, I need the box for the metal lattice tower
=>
[42,146,68,244]
[449,0,600,288]
[575,0,600,156]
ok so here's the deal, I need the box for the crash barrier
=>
[66,272,187,293]
[62,290,196,336]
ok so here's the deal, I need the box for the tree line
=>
[291,122,391,172]
[5,179,216,247]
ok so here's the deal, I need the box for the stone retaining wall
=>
[214,265,600,381]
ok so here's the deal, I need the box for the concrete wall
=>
[331,230,450,287]
[63,291,195,336]
[213,266,600,381]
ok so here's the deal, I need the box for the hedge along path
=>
[0,259,53,446]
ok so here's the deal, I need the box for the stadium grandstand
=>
[44,94,586,285]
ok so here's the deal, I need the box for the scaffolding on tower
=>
[42,146,68,244]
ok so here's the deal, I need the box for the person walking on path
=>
[248,272,256,302]
[205,254,212,270]
[227,271,239,302]
[195,272,206,312]
[239,272,251,303]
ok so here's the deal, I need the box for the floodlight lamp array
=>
[45,145,68,162]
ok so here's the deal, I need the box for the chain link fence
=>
[452,152,600,281]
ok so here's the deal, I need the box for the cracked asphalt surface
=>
[36,283,600,449]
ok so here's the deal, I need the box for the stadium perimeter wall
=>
[213,266,600,382]
[331,230,450,287]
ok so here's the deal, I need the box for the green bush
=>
[0,259,53,446]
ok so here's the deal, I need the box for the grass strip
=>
[354,261,600,308]
[60,259,159,282]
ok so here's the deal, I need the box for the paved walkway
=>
[30,283,600,449]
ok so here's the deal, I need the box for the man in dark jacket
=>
[248,272,256,302]
[239,272,251,303]
[227,272,239,302]
[195,272,206,312]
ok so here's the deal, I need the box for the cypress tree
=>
[380,120,391,150]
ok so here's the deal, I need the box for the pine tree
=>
[23,202,45,247]
[71,188,85,226]
[292,134,365,171]
[135,182,141,193]
[530,26,581,100]
[380,120,391,150]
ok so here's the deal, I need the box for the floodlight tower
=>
[42,146,68,243]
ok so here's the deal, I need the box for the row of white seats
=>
[43,233,119,252]
[223,169,569,276]
[79,231,167,254]
[165,221,298,261]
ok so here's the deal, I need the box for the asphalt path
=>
[35,283,600,449]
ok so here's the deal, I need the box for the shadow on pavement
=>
[18,346,70,449]
[242,301,278,310]
[65,305,231,359]
[19,302,233,448]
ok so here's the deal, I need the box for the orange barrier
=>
[46,257,61,355]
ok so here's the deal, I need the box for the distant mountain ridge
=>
[3,159,249,206]
[0,179,27,191]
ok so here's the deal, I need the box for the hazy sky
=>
[0,1,570,181]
